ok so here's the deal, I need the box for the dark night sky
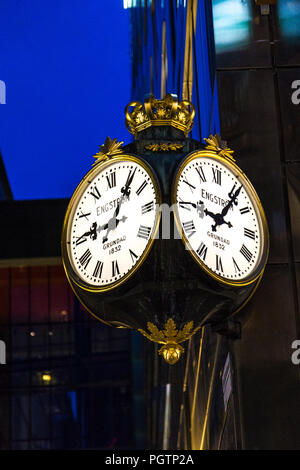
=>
[0,1,131,200]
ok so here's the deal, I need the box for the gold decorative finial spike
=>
[138,318,201,365]
[204,134,235,162]
[93,137,124,166]
[125,94,195,138]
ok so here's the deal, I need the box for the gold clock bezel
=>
[172,149,269,287]
[61,153,162,293]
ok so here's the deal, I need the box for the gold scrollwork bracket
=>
[204,134,236,162]
[92,137,124,167]
[138,318,201,365]
[144,142,184,152]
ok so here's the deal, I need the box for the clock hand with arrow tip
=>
[101,168,137,243]
[76,222,98,245]
[179,200,205,218]
[203,184,242,232]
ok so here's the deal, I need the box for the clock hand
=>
[101,203,121,243]
[76,222,98,243]
[205,184,242,231]
[203,208,220,232]
[201,184,242,231]
[102,215,128,243]
[221,184,242,218]
[179,201,197,209]
[101,169,136,242]
[179,200,205,218]
[99,169,136,244]
[203,208,233,232]
[121,167,137,198]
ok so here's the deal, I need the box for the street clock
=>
[62,94,269,364]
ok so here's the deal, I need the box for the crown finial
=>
[125,94,195,138]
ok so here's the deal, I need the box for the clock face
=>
[63,155,160,291]
[173,152,268,285]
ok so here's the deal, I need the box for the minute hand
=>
[101,168,137,243]
[221,185,242,218]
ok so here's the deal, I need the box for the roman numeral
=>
[75,235,87,246]
[182,220,196,238]
[216,255,223,272]
[232,257,240,273]
[137,225,151,240]
[112,260,120,277]
[179,198,191,211]
[79,249,92,269]
[106,171,116,189]
[93,261,103,278]
[89,185,101,201]
[196,166,206,183]
[129,249,138,263]
[196,242,208,261]
[136,181,148,195]
[240,244,253,262]
[240,206,250,215]
[212,168,222,185]
[183,178,196,192]
[78,211,91,220]
[126,169,135,182]
[244,228,256,240]
[141,201,154,214]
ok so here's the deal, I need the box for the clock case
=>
[62,125,269,334]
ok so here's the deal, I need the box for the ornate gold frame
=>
[172,149,270,287]
[61,153,162,293]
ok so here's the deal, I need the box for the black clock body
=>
[65,127,265,332]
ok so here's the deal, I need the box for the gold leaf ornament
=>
[146,322,165,343]
[204,134,235,162]
[138,318,201,365]
[144,142,183,152]
[163,318,178,337]
[92,137,124,166]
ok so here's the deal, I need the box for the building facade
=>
[127,0,300,450]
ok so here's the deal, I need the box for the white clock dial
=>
[174,153,268,285]
[65,156,160,290]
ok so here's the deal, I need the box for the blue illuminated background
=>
[0,1,130,200]
[2,1,299,200]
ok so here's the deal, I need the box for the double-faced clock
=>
[61,94,270,364]
[61,154,161,293]
[173,149,269,287]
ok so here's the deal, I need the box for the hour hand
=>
[203,209,232,232]
[204,208,217,221]
[97,221,109,233]
[76,222,98,243]
[179,200,205,218]
[102,215,128,243]
[90,222,97,240]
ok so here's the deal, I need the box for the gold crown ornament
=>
[138,318,201,365]
[125,94,195,138]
